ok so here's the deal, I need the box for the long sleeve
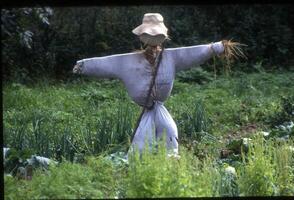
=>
[76,53,137,79]
[166,41,224,72]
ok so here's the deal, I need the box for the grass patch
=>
[3,71,294,198]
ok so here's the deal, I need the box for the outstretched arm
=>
[166,41,224,72]
[73,53,137,79]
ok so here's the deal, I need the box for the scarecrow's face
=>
[139,33,166,47]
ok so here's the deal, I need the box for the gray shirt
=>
[76,42,224,107]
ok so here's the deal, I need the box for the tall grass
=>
[179,99,210,140]
[237,133,294,196]
[126,138,222,197]
[273,140,294,195]
[3,80,137,159]
[3,72,294,159]
[4,131,294,198]
[3,72,294,198]
[4,156,117,199]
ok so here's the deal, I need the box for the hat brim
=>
[132,23,168,37]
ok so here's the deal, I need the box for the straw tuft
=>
[220,39,247,75]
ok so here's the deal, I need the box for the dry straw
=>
[218,39,248,76]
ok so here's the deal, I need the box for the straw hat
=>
[132,13,168,46]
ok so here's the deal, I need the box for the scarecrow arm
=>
[73,54,129,79]
[168,41,224,72]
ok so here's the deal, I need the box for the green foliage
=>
[4,148,34,176]
[3,80,137,160]
[179,99,210,140]
[237,134,294,196]
[1,8,53,82]
[3,71,294,198]
[267,95,294,127]
[4,157,117,199]
[126,140,221,198]
[238,134,276,196]
[218,164,239,197]
[273,141,294,195]
[3,71,293,160]
[176,66,214,84]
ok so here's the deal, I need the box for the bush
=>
[267,95,294,127]
[4,156,117,199]
[237,134,294,196]
[125,139,221,198]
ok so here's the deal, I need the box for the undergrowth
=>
[3,71,294,198]
[4,134,294,198]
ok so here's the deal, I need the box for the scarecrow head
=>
[132,13,169,46]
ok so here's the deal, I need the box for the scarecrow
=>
[73,13,245,156]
